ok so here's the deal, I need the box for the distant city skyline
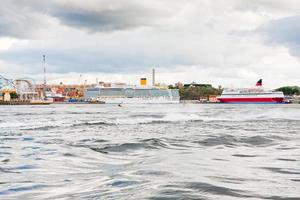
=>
[0,0,300,88]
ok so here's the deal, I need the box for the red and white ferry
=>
[217,79,285,103]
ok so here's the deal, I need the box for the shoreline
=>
[0,101,298,105]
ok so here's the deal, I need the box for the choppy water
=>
[0,104,300,200]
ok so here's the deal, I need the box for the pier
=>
[0,100,31,105]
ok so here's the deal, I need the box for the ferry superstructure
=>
[217,79,285,103]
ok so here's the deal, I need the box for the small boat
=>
[30,99,52,105]
[87,100,105,104]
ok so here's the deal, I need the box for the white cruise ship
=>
[85,86,180,104]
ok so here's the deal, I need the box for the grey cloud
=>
[259,15,300,57]
[0,0,176,38]
[49,2,167,32]
[260,16,300,44]
[0,1,47,38]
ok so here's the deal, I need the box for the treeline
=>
[0,92,19,99]
[275,86,300,96]
[168,84,222,100]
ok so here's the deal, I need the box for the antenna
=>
[43,55,46,98]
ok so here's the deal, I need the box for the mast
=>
[43,55,46,98]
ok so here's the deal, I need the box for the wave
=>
[69,138,109,149]
[195,135,277,147]
[232,154,259,158]
[149,181,253,199]
[21,125,61,131]
[72,121,114,127]
[0,184,46,196]
[5,112,300,131]
[261,167,300,175]
[115,113,204,125]
[66,111,107,115]
[149,181,300,200]
[129,114,164,118]
[89,138,171,154]
[1,113,203,129]
[10,121,113,130]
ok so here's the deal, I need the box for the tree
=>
[179,85,222,100]
[168,84,176,89]
[10,92,19,99]
[275,86,300,96]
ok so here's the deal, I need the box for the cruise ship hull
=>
[98,97,180,104]
[218,97,284,103]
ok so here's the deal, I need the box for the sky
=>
[0,0,300,88]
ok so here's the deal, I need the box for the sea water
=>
[0,104,299,199]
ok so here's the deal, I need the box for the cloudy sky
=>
[0,0,300,88]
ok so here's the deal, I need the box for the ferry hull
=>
[217,97,284,104]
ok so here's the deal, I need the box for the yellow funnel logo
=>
[140,78,147,86]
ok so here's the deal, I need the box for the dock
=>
[0,100,31,105]
[0,100,51,105]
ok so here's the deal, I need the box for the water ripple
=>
[0,104,299,199]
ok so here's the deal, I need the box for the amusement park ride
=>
[0,75,39,101]
[0,55,52,104]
